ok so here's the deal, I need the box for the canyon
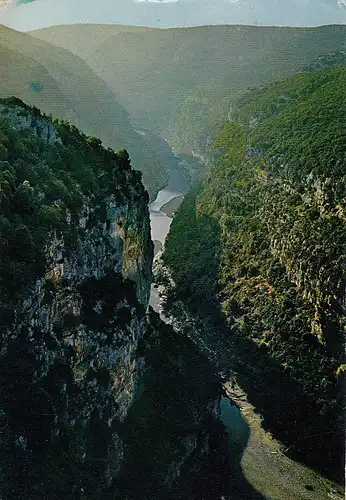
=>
[0,101,229,500]
[0,20,344,500]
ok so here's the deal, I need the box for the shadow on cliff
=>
[189,308,345,484]
[113,314,265,500]
[178,395,265,500]
[225,323,345,482]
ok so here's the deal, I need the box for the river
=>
[149,187,183,251]
[148,186,184,312]
[149,184,247,442]
[148,184,259,497]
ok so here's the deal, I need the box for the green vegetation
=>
[0,98,148,329]
[164,65,346,477]
[164,186,220,306]
[167,81,231,156]
[302,50,346,72]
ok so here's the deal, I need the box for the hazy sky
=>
[0,0,345,31]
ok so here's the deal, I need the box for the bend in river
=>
[149,187,183,250]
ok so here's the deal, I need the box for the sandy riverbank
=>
[222,380,344,500]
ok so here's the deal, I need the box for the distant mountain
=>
[0,25,167,197]
[31,24,346,155]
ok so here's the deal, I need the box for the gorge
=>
[162,63,346,490]
[0,19,345,500]
[0,100,231,500]
[149,111,345,498]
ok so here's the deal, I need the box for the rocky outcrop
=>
[163,66,346,480]
[0,101,62,145]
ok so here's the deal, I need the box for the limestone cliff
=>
[0,98,152,497]
[0,100,225,500]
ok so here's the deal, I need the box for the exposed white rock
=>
[0,104,62,145]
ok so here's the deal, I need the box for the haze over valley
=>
[0,3,345,499]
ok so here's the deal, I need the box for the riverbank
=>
[160,196,184,217]
[150,254,344,500]
[223,380,343,500]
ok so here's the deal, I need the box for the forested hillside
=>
[30,24,150,62]
[0,25,167,198]
[31,24,346,158]
[164,65,346,476]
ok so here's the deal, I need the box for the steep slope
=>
[302,49,346,72]
[31,24,346,153]
[0,99,225,500]
[0,46,73,121]
[30,24,150,61]
[0,25,167,197]
[164,65,346,478]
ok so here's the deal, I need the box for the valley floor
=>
[223,381,344,500]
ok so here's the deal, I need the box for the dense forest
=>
[167,49,346,158]
[164,64,346,477]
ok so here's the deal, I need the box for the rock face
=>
[163,65,346,479]
[0,101,62,146]
[0,128,152,498]
[0,101,225,500]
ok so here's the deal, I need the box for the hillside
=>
[31,24,346,155]
[30,24,150,62]
[0,25,167,197]
[164,65,346,478]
